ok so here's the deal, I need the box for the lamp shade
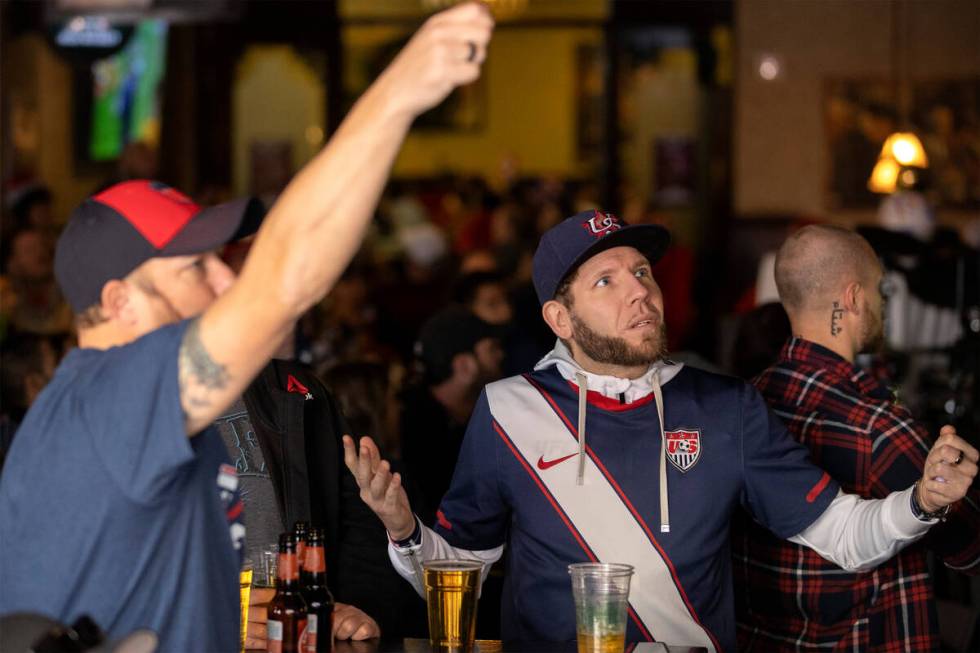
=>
[880,132,929,167]
[868,157,901,194]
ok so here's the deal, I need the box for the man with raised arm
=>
[343,210,977,652]
[0,5,493,651]
[731,224,980,652]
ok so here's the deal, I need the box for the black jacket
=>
[242,359,426,637]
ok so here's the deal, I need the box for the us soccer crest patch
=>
[665,429,701,472]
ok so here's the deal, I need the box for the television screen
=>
[89,19,167,161]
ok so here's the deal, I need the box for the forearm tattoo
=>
[830,301,844,336]
[178,317,229,419]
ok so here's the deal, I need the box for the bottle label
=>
[297,618,310,653]
[304,546,327,574]
[268,620,284,653]
[302,615,317,653]
[278,552,299,581]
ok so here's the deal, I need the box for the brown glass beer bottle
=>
[267,532,308,653]
[301,528,335,653]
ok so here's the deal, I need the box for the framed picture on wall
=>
[824,77,980,210]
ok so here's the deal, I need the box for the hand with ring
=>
[916,425,979,514]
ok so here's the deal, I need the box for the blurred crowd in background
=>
[3,140,979,476]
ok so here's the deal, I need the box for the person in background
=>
[731,224,980,652]
[730,302,790,380]
[453,271,513,326]
[323,361,403,462]
[453,269,543,376]
[4,182,56,241]
[1,226,73,336]
[399,305,504,526]
[322,360,429,636]
[215,241,417,644]
[218,355,412,647]
[0,5,493,650]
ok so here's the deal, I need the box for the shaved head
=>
[775,225,879,314]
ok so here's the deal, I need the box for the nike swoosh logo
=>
[536,453,578,470]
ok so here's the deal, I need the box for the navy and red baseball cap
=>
[55,180,264,313]
[532,209,671,305]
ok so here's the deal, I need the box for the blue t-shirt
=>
[435,365,839,651]
[0,320,245,652]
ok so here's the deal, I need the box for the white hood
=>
[534,339,684,401]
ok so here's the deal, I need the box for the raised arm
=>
[178,3,494,434]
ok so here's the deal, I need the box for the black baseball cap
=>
[414,306,501,382]
[55,180,264,313]
[532,209,670,305]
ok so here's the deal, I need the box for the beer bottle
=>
[301,528,335,653]
[268,532,308,653]
[293,521,310,563]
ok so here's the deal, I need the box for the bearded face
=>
[859,297,885,354]
[569,309,668,368]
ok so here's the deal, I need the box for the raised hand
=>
[342,435,416,540]
[917,425,979,513]
[374,1,494,123]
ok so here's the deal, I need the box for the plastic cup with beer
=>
[422,559,484,653]
[568,562,634,653]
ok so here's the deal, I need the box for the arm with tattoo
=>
[179,318,231,433]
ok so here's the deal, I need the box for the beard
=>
[859,300,886,353]
[569,310,668,369]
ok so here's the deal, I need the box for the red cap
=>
[55,180,264,312]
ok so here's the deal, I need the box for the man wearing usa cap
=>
[0,4,493,651]
[344,209,978,651]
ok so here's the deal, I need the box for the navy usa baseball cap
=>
[55,180,264,313]
[532,209,671,305]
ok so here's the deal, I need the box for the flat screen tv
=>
[87,19,167,161]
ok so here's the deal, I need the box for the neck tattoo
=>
[830,301,844,336]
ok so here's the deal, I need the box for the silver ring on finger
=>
[953,450,964,465]
[466,40,477,62]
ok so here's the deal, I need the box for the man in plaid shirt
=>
[732,225,980,652]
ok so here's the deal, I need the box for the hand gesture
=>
[917,425,979,513]
[333,602,381,640]
[376,1,494,122]
[342,435,416,540]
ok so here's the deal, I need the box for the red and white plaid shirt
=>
[732,337,980,652]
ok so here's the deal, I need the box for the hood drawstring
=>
[537,340,678,527]
[652,370,670,533]
[575,371,587,485]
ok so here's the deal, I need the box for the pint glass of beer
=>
[568,563,634,653]
[239,561,253,653]
[423,559,483,653]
